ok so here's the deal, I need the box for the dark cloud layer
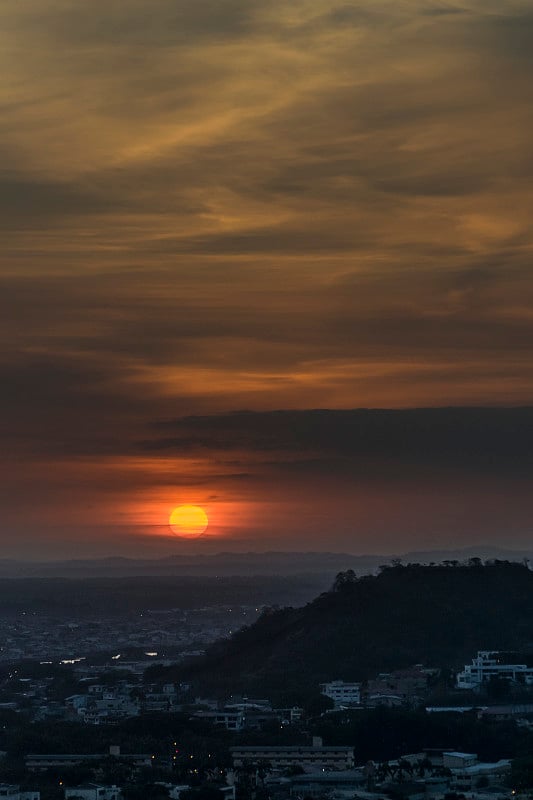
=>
[148,407,533,477]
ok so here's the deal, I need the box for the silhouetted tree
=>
[332,570,357,591]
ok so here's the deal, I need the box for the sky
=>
[2,0,533,559]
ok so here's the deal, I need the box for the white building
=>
[320,681,361,708]
[457,651,533,690]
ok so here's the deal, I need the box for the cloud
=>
[13,0,261,47]
[146,407,533,479]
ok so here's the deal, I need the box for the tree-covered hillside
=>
[162,561,533,698]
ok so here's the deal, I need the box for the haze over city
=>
[2,0,533,558]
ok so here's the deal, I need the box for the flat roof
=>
[231,746,353,752]
[27,753,150,759]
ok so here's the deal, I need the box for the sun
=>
[169,505,209,538]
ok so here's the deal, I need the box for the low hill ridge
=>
[171,560,533,697]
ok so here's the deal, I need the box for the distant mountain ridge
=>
[0,545,530,578]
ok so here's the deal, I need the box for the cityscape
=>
[0,562,532,798]
[2,0,533,799]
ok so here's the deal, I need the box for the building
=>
[457,651,533,690]
[366,693,404,708]
[320,681,361,708]
[288,768,365,797]
[26,751,152,771]
[426,706,487,714]
[275,707,303,724]
[231,740,354,773]
[443,753,478,770]
[478,703,533,721]
[153,783,234,800]
[447,757,511,792]
[0,788,39,800]
[193,698,290,731]
[193,709,245,731]
[64,786,121,800]
[366,667,433,702]
[153,786,191,800]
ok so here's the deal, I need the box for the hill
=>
[164,560,533,698]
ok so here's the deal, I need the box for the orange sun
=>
[169,505,209,538]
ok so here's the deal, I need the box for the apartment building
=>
[457,651,533,689]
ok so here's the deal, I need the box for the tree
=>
[415,757,433,778]
[511,756,533,790]
[305,692,334,716]
[486,676,511,701]
[123,783,170,800]
[332,570,357,591]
